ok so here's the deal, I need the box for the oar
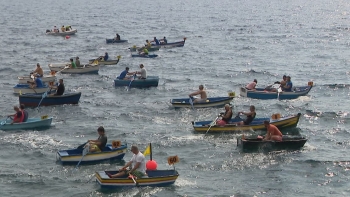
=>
[127,74,136,91]
[188,96,195,110]
[75,144,90,170]
[129,174,139,186]
[0,116,10,125]
[36,91,48,108]
[205,115,220,134]
[76,141,89,150]
[55,66,69,75]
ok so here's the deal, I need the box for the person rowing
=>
[216,104,233,126]
[258,120,283,141]
[50,79,65,96]
[31,63,43,77]
[118,67,134,80]
[7,106,24,125]
[134,64,147,79]
[99,52,109,61]
[115,33,121,41]
[152,37,160,45]
[236,105,256,126]
[85,126,107,152]
[27,76,43,89]
[189,85,207,103]
[246,79,257,91]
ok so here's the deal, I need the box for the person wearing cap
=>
[236,105,256,126]
[115,33,121,41]
[261,120,283,141]
[118,67,133,80]
[75,57,81,67]
[86,126,107,152]
[282,76,293,92]
[8,106,24,124]
[246,79,257,90]
[107,145,146,178]
[20,104,28,122]
[216,104,233,126]
[189,85,207,103]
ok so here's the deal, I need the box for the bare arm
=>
[189,90,201,97]
[129,162,141,174]
[121,161,133,170]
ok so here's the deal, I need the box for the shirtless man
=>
[189,85,207,103]
[32,63,44,77]
[262,120,283,141]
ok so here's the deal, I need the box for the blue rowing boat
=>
[114,76,159,88]
[131,54,158,58]
[56,143,127,165]
[171,96,234,108]
[239,85,313,100]
[106,39,128,44]
[0,117,53,131]
[19,92,81,107]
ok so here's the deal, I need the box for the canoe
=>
[48,63,99,74]
[18,75,56,84]
[19,92,81,107]
[191,113,301,133]
[239,85,313,100]
[170,96,234,108]
[114,76,159,88]
[0,117,53,131]
[237,135,308,152]
[129,46,160,52]
[56,143,127,165]
[131,54,158,58]
[106,39,128,44]
[13,84,50,94]
[152,38,186,48]
[88,57,120,65]
[95,169,179,189]
[46,29,77,36]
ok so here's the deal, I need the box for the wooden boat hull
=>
[153,40,186,48]
[96,170,179,188]
[46,29,77,36]
[240,86,312,100]
[131,54,158,58]
[57,144,127,165]
[13,84,50,94]
[48,63,99,74]
[129,46,160,52]
[18,75,56,84]
[237,136,308,152]
[0,117,53,131]
[106,39,128,44]
[192,113,301,133]
[19,92,81,107]
[88,58,120,65]
[114,76,159,88]
[171,97,234,108]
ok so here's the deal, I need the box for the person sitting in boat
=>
[152,37,160,45]
[20,104,28,122]
[281,76,293,91]
[135,64,147,79]
[145,40,151,47]
[115,33,121,41]
[31,63,44,77]
[50,79,65,96]
[236,105,256,126]
[27,76,43,88]
[118,67,133,80]
[265,75,287,92]
[99,52,109,61]
[160,36,167,44]
[53,26,59,33]
[86,126,107,152]
[75,57,81,67]
[139,48,149,56]
[216,104,233,126]
[107,145,146,178]
[69,58,77,68]
[61,25,65,32]
[246,79,257,90]
[8,106,24,124]
[260,120,283,141]
[189,85,207,103]
[65,25,71,31]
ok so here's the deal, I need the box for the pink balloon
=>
[146,160,157,170]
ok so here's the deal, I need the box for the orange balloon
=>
[146,160,157,170]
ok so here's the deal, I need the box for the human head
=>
[199,85,204,90]
[105,52,108,54]
[37,63,40,67]
[250,105,255,112]
[13,106,20,112]
[224,104,230,110]
[283,75,287,81]
[146,40,149,42]
[164,36,166,39]
[264,120,270,127]
[70,58,73,62]
[59,79,63,84]
[139,64,144,68]
[125,67,129,71]
[154,37,156,40]
[286,76,291,81]
[54,26,56,28]
[130,145,139,154]
[20,104,25,110]
[97,126,105,135]
[76,57,79,60]
[253,79,257,83]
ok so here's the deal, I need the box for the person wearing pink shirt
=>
[245,79,257,90]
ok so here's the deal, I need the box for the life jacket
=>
[14,111,24,123]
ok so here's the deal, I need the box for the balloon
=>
[146,160,157,170]
[65,36,70,39]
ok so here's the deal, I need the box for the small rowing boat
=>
[48,63,99,74]
[129,45,160,52]
[56,142,127,165]
[152,38,186,48]
[114,76,159,88]
[170,96,234,108]
[19,92,81,107]
[46,29,77,36]
[106,39,128,44]
[18,75,56,84]
[131,54,158,58]
[237,135,308,152]
[0,116,53,131]
[13,84,50,94]
[192,113,301,133]
[88,56,121,65]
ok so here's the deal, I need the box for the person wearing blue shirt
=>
[153,37,160,45]
[28,77,43,88]
[282,76,293,91]
[99,52,109,61]
[118,67,133,80]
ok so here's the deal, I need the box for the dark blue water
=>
[0,0,350,196]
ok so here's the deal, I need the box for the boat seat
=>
[59,151,69,156]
